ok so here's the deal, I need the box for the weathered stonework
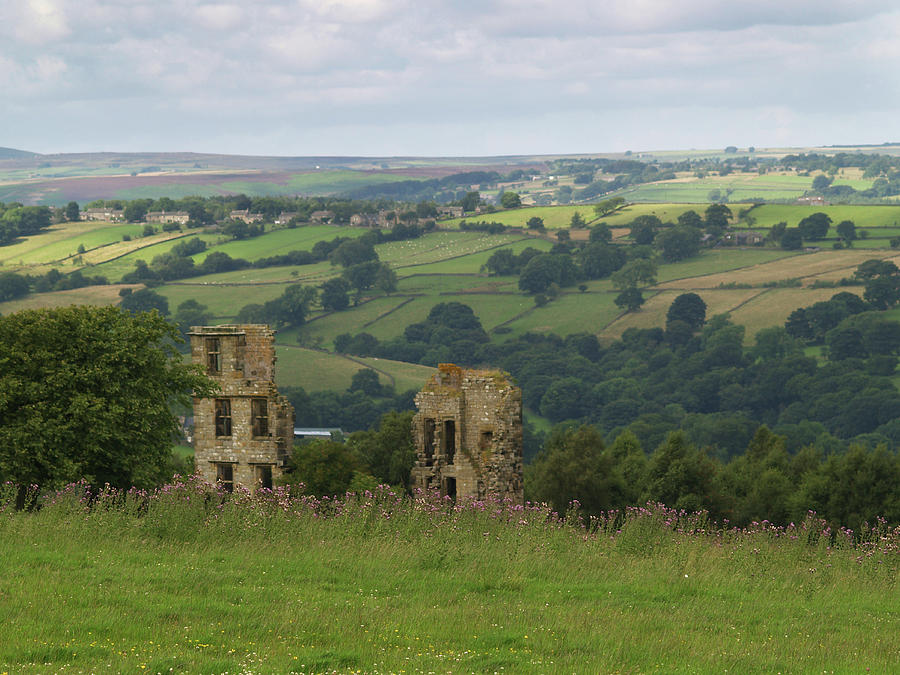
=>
[411,364,523,503]
[189,324,294,490]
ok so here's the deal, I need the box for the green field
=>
[0,221,151,268]
[745,204,900,228]
[2,486,897,674]
[10,205,900,393]
[274,344,433,392]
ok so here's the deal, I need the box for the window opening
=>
[424,419,436,462]
[256,465,273,490]
[215,398,232,437]
[252,398,269,437]
[206,338,221,374]
[216,463,234,492]
[444,420,456,463]
[444,477,457,500]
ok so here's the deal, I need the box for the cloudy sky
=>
[3,0,900,156]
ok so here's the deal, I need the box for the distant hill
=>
[0,147,38,159]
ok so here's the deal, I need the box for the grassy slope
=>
[8,206,900,383]
[1,497,897,674]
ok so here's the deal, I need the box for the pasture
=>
[1,485,897,674]
[744,204,900,228]
[273,344,433,392]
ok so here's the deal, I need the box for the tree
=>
[836,220,857,242]
[629,215,660,245]
[797,212,831,241]
[484,248,519,276]
[460,191,481,212]
[0,272,29,301]
[329,239,378,267]
[349,368,383,396]
[123,201,150,223]
[666,293,706,330]
[812,174,833,191]
[268,284,317,327]
[656,225,701,262]
[173,299,211,335]
[864,275,900,310]
[289,438,362,496]
[526,216,545,231]
[0,306,214,488]
[570,211,586,228]
[499,191,521,209]
[615,287,645,312]
[526,425,626,516]
[781,228,804,250]
[704,204,732,234]
[677,210,702,228]
[320,277,351,311]
[611,258,657,289]
[579,242,626,279]
[346,410,416,489]
[593,197,625,218]
[769,221,787,243]
[65,201,80,222]
[589,224,612,243]
[119,288,169,316]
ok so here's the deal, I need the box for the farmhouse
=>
[411,364,523,503]
[81,207,124,222]
[189,324,294,491]
[229,210,264,223]
[146,210,190,225]
[350,213,376,227]
[274,212,298,225]
[310,210,335,223]
[724,231,766,246]
[798,196,828,206]
[437,205,464,219]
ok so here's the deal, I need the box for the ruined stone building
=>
[411,364,523,503]
[189,325,294,491]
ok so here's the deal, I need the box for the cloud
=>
[2,0,900,155]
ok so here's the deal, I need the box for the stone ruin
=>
[189,324,294,491]
[411,364,523,503]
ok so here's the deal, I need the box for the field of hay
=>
[601,288,764,338]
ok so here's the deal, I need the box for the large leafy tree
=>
[0,306,215,488]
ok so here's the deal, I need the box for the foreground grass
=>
[1,481,898,674]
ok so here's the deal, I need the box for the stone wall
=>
[189,324,294,490]
[411,364,523,503]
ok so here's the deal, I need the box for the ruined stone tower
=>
[411,364,523,503]
[189,325,294,490]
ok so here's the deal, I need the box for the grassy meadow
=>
[1,481,898,674]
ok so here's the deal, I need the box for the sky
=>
[3,0,900,157]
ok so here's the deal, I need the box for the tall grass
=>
[1,478,898,673]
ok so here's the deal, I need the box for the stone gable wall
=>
[189,324,294,490]
[411,364,523,503]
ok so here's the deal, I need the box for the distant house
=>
[82,208,124,222]
[274,212,298,225]
[146,210,190,225]
[724,231,766,246]
[797,196,828,206]
[229,210,264,223]
[350,213,377,227]
[377,210,398,227]
[310,210,335,223]
[436,206,464,219]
